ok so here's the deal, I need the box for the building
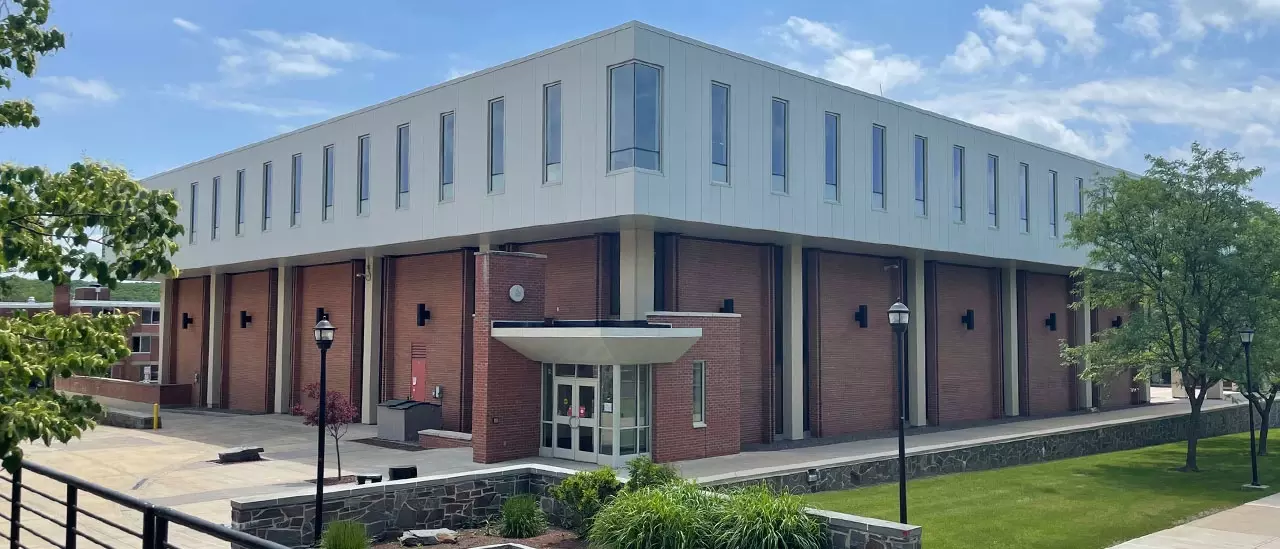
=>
[0,285,161,382]
[142,21,1145,466]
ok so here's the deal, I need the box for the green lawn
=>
[804,433,1280,549]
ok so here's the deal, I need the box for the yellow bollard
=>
[153,403,159,430]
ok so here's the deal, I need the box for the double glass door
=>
[552,376,598,462]
[541,363,652,466]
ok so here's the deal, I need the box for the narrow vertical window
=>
[914,136,928,216]
[1049,170,1058,237]
[440,112,455,201]
[1076,177,1085,215]
[544,82,562,184]
[261,162,272,231]
[952,146,966,223]
[290,154,302,226]
[322,145,334,221]
[488,98,505,194]
[771,98,787,193]
[188,182,198,244]
[872,125,887,209]
[608,62,661,171]
[823,112,839,201]
[357,135,370,215]
[211,176,220,240]
[711,82,729,184]
[235,169,245,235]
[692,360,706,425]
[1018,162,1030,233]
[396,125,410,208]
[987,155,999,227]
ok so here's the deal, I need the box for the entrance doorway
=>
[540,363,651,466]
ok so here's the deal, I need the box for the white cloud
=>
[165,83,333,119]
[172,18,201,33]
[771,17,924,93]
[944,32,995,73]
[1175,0,1280,40]
[1178,56,1198,70]
[968,0,1104,68]
[34,76,120,111]
[213,30,395,85]
[1119,11,1173,57]
[445,67,476,81]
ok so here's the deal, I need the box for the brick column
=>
[649,313,741,463]
[472,251,547,464]
[158,279,175,384]
[53,284,70,316]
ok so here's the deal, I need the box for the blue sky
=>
[2,0,1278,201]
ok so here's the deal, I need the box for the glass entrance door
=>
[551,374,599,462]
[541,364,652,466]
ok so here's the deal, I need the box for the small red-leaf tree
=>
[292,383,360,478]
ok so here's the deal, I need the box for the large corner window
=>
[824,112,838,201]
[261,162,272,231]
[290,153,302,227]
[771,98,788,193]
[987,154,999,228]
[1019,162,1030,233]
[952,146,966,223]
[211,176,220,240]
[440,112,455,201]
[489,98,505,194]
[322,145,334,221]
[397,124,411,208]
[357,135,370,215]
[872,124,887,209]
[609,61,661,172]
[188,182,198,244]
[692,360,706,426]
[544,82,562,184]
[1049,170,1059,237]
[234,169,245,235]
[711,82,729,184]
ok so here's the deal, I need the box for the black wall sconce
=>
[416,304,431,326]
[853,305,868,328]
[181,312,193,329]
[961,309,975,331]
[720,299,735,314]
[1045,312,1057,332]
[1112,316,1123,328]
[240,310,253,329]
[315,307,326,323]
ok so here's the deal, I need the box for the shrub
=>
[624,456,681,491]
[588,481,719,549]
[549,467,623,534]
[709,485,827,549]
[320,520,369,549]
[498,494,547,538]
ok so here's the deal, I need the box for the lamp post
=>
[312,317,336,543]
[1240,328,1263,489]
[888,300,910,524]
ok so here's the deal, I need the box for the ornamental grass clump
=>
[498,494,547,538]
[710,485,827,549]
[588,481,719,549]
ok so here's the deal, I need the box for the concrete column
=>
[1002,263,1020,416]
[361,256,384,424]
[1077,292,1093,409]
[274,266,295,413]
[619,228,655,320]
[781,245,804,440]
[158,279,174,385]
[205,273,225,408]
[907,256,928,427]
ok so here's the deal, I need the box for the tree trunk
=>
[1182,389,1204,472]
[332,435,343,478]
[1261,396,1275,456]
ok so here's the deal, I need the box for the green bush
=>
[588,481,719,549]
[624,456,681,491]
[320,520,369,549]
[498,494,547,538]
[709,485,827,549]
[549,467,623,534]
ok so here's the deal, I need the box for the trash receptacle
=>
[377,400,442,442]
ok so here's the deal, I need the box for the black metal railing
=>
[1,460,289,549]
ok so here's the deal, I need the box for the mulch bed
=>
[305,475,356,486]
[373,528,586,549]
[352,437,430,451]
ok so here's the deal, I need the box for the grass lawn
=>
[804,432,1280,549]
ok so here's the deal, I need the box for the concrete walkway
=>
[1112,493,1280,548]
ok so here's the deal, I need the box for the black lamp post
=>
[312,316,336,543]
[888,300,910,524]
[1241,328,1263,489]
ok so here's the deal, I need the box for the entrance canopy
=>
[491,320,701,365]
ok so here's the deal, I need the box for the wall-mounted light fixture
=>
[853,304,868,328]
[240,310,253,328]
[961,309,975,331]
[1045,312,1057,332]
[416,304,431,326]
[1112,316,1123,328]
[315,307,326,324]
[720,298,735,314]
[181,312,193,329]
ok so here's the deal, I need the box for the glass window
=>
[440,112,455,201]
[142,308,160,324]
[771,98,787,193]
[914,136,927,216]
[188,182,197,244]
[290,153,302,226]
[609,62,661,171]
[1049,170,1058,237]
[872,125,887,209]
[322,145,334,221]
[824,112,838,201]
[211,176,220,240]
[1019,162,1030,233]
[544,82,562,184]
[711,83,729,184]
[235,169,245,235]
[261,162,272,231]
[952,146,965,223]
[358,135,370,215]
[489,98,505,194]
[692,361,706,425]
[397,124,410,208]
[987,155,999,227]
[1076,177,1085,214]
[130,336,152,353]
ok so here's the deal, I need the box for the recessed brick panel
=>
[170,276,208,406]
[384,251,467,430]
[929,264,1003,424]
[1020,272,1075,416]
[293,262,358,411]
[650,314,741,463]
[515,237,603,320]
[223,270,274,413]
[1093,307,1135,408]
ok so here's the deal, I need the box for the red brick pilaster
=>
[650,313,742,463]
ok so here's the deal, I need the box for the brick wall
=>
[472,252,546,463]
[927,263,1003,424]
[676,238,774,445]
[384,251,467,430]
[56,376,193,406]
[514,236,606,320]
[293,262,360,411]
[1019,272,1075,416]
[809,252,902,437]
[418,432,473,449]
[650,314,741,463]
[1093,307,1136,407]
[170,276,208,407]
[223,270,275,413]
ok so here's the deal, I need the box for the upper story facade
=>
[144,21,1117,273]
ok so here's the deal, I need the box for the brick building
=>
[142,22,1146,466]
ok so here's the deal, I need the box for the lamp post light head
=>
[888,301,910,333]
[1241,328,1256,346]
[314,317,336,351]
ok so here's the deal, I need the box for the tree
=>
[292,383,360,479]
[1063,143,1266,472]
[1229,204,1280,455]
[0,0,183,472]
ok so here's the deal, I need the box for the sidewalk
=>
[1112,493,1280,548]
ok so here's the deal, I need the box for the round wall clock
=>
[509,284,526,303]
